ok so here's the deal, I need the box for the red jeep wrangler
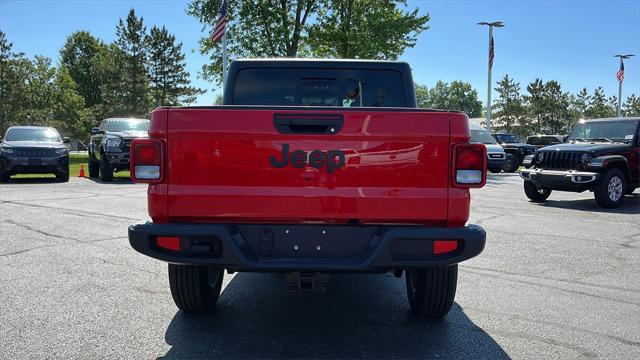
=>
[128,59,487,319]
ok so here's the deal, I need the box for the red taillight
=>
[453,144,486,188]
[134,143,161,165]
[130,139,164,183]
[433,240,458,255]
[456,147,484,169]
[156,236,181,251]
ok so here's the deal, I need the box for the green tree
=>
[424,80,449,109]
[59,31,108,107]
[51,67,91,138]
[524,78,546,134]
[447,81,482,117]
[187,0,430,86]
[109,9,150,116]
[492,74,526,135]
[585,87,615,119]
[187,0,319,85]
[308,0,429,59]
[414,83,429,108]
[622,94,640,117]
[0,31,30,134]
[21,56,57,127]
[415,80,482,117]
[572,88,590,119]
[146,26,204,106]
[608,95,618,115]
[542,80,570,133]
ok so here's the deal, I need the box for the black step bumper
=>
[128,222,486,272]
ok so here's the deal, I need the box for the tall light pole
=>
[478,21,504,132]
[614,54,634,117]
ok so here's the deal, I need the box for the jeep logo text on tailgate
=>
[269,144,345,173]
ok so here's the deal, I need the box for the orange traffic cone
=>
[79,164,86,178]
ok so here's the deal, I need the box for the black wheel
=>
[488,167,502,173]
[502,153,519,173]
[99,155,113,182]
[0,171,10,183]
[88,152,99,178]
[523,180,551,202]
[56,169,70,182]
[168,264,224,313]
[406,265,457,319]
[594,169,625,208]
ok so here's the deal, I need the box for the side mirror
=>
[91,127,102,135]
[63,137,71,144]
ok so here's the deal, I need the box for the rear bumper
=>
[104,150,130,169]
[520,168,600,191]
[128,222,486,272]
[487,157,506,169]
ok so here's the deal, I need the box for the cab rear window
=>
[232,68,406,107]
[528,137,561,146]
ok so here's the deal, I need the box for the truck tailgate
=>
[166,108,451,224]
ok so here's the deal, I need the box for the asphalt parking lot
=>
[0,174,638,359]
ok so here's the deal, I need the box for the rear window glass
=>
[470,129,497,144]
[528,137,561,146]
[232,68,406,107]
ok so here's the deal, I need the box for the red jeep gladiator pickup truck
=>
[128,59,487,319]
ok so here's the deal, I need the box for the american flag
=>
[211,0,228,43]
[617,61,624,83]
[489,35,495,70]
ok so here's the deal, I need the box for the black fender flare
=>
[589,155,631,180]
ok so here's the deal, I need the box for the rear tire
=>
[406,265,457,319]
[594,169,625,208]
[168,264,224,313]
[0,171,10,183]
[88,153,99,178]
[524,180,551,202]
[99,155,113,182]
[503,153,519,173]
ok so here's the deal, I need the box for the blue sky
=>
[1,0,639,106]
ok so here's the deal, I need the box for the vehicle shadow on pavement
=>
[159,273,509,359]
[533,193,640,215]
[2,177,60,184]
[84,177,133,184]
[484,173,520,185]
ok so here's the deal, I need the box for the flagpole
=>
[486,25,493,133]
[617,57,623,118]
[614,54,635,118]
[478,21,504,133]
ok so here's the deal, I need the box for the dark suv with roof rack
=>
[520,118,640,208]
[88,118,149,182]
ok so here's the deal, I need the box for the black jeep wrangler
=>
[88,118,149,182]
[492,133,537,172]
[520,118,640,208]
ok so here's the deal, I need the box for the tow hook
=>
[286,272,329,293]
